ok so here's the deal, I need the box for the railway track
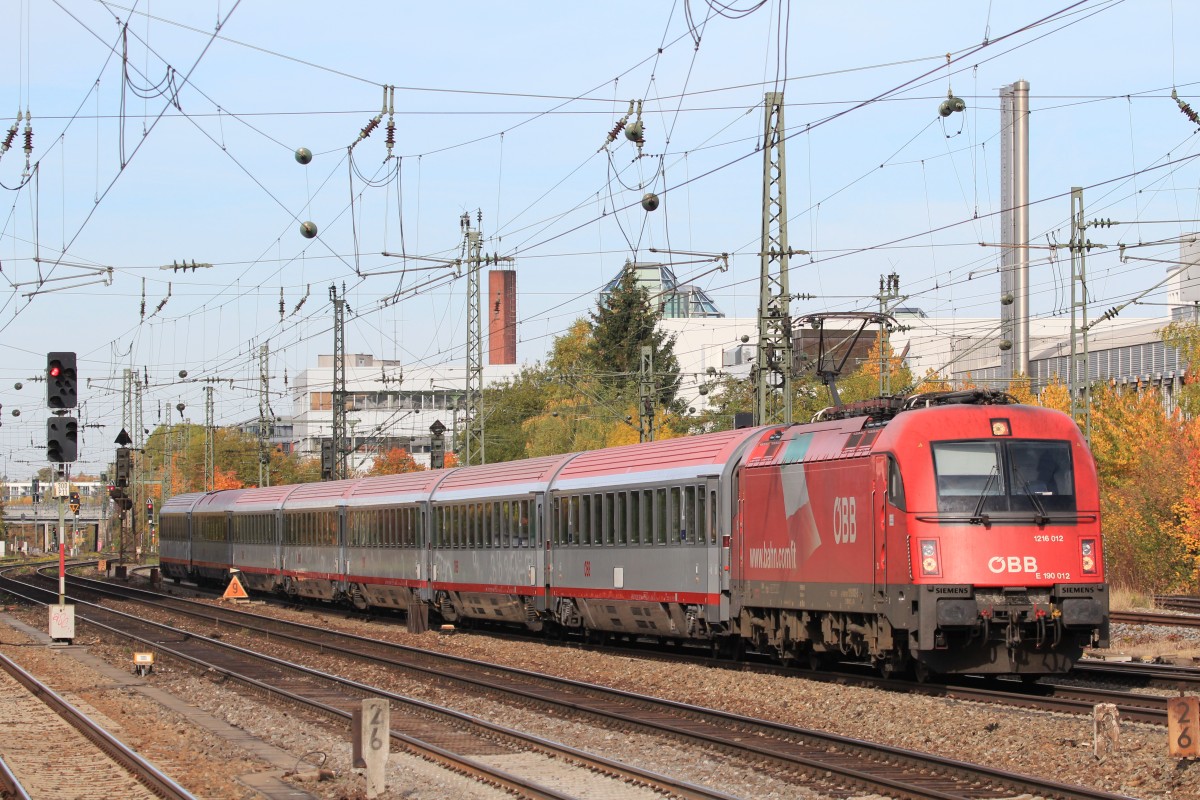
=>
[0,648,194,799]
[17,565,1141,800]
[133,567,1188,725]
[1111,608,1200,628]
[130,566,1200,725]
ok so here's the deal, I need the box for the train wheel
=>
[913,661,932,684]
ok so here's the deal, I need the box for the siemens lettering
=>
[988,555,1039,574]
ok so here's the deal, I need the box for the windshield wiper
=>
[970,465,999,524]
[1011,464,1049,524]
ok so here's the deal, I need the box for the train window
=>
[614,493,626,545]
[888,457,906,511]
[595,495,603,545]
[1009,441,1076,513]
[627,491,639,545]
[685,486,697,545]
[932,440,1076,515]
[523,500,533,547]
[433,507,444,547]
[932,442,1003,514]
[573,496,583,544]
[580,495,592,545]
[602,493,613,545]
[499,501,510,547]
[655,488,668,545]
[709,490,717,544]
[553,498,562,545]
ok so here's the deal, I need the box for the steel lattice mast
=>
[755,92,793,425]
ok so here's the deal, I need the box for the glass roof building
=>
[601,261,724,319]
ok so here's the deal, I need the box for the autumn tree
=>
[367,448,424,476]
[482,365,554,463]
[1088,383,1200,592]
[1162,319,1200,417]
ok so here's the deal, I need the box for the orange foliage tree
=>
[1088,383,1200,592]
[367,448,425,476]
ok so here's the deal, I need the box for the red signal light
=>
[49,364,61,378]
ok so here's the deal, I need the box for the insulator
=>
[359,116,380,140]
[385,119,395,152]
[0,123,16,154]
[23,124,32,155]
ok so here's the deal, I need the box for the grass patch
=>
[1107,584,1155,611]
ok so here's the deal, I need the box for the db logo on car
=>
[988,555,1039,574]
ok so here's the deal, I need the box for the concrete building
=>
[288,354,522,471]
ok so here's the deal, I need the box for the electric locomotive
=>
[158,390,1107,677]
[733,391,1107,677]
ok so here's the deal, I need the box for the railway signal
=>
[146,498,154,521]
[46,352,77,409]
[46,416,78,463]
[115,448,131,487]
[68,491,80,516]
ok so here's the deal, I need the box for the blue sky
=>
[1,0,1197,473]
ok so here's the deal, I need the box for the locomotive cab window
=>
[932,440,1075,515]
[887,456,906,511]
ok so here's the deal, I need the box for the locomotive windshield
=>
[932,440,1075,515]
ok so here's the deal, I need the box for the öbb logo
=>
[832,496,857,544]
[988,555,1039,574]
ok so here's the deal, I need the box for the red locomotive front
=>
[889,402,1107,675]
[731,393,1108,677]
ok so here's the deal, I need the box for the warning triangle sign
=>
[222,574,249,600]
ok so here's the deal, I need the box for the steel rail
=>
[0,651,195,800]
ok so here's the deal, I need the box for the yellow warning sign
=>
[222,574,249,600]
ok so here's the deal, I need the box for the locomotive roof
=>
[743,417,870,467]
[553,426,775,490]
[431,453,577,501]
[884,402,1082,445]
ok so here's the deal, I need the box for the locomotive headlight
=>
[1081,538,1097,574]
[919,539,941,576]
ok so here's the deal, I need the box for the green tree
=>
[1162,319,1200,417]
[482,365,555,463]
[587,263,682,413]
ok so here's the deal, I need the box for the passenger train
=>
[160,390,1109,677]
